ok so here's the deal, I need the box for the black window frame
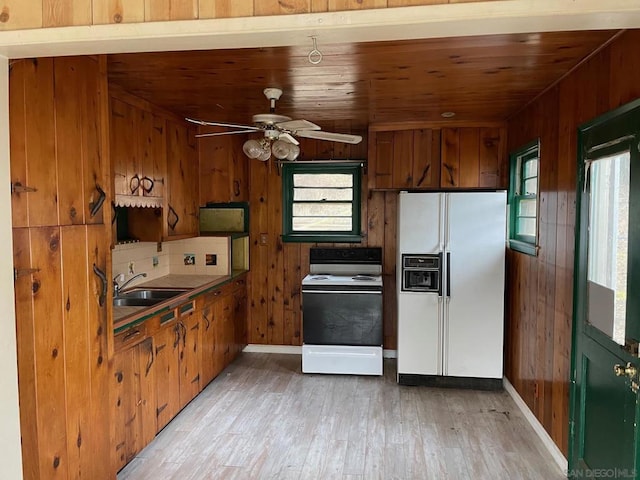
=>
[281,161,362,243]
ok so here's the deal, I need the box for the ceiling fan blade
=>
[278,132,300,145]
[186,117,261,131]
[276,119,321,131]
[295,130,363,145]
[195,129,258,138]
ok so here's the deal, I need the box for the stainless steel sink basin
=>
[113,288,191,307]
[113,297,164,307]
[118,288,190,300]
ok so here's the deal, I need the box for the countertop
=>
[113,270,247,333]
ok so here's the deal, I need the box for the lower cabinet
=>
[154,312,180,432]
[111,332,157,473]
[112,273,248,473]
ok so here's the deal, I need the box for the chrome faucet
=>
[113,272,147,297]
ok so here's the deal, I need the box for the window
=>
[282,162,362,243]
[508,140,539,255]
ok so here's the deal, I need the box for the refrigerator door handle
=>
[446,252,451,297]
[438,251,444,297]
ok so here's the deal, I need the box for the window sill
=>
[282,233,363,244]
[508,239,538,256]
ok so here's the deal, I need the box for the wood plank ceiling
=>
[107,30,617,128]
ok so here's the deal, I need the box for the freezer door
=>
[397,192,443,254]
[445,191,506,378]
[397,291,442,376]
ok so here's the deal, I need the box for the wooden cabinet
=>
[110,96,166,201]
[198,134,249,203]
[11,55,113,480]
[10,57,110,228]
[167,120,199,237]
[111,334,156,473]
[154,312,181,432]
[367,126,505,190]
[178,301,201,408]
[199,288,225,387]
[232,277,248,357]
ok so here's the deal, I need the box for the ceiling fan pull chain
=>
[308,36,323,65]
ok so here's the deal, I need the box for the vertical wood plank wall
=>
[0,0,503,29]
[244,125,402,349]
[504,29,640,457]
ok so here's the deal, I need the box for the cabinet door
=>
[412,129,441,189]
[200,291,223,387]
[111,98,138,197]
[440,127,504,188]
[167,120,199,237]
[137,337,157,447]
[154,320,181,432]
[10,57,109,227]
[150,114,167,199]
[178,305,201,408]
[111,346,140,472]
[233,280,248,356]
[213,292,233,368]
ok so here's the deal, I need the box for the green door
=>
[570,100,640,479]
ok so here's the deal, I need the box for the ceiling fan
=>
[186,87,362,161]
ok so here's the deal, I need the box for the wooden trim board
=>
[503,376,568,473]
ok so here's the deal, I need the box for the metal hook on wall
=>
[308,36,323,65]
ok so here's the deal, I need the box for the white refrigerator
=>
[396,191,506,386]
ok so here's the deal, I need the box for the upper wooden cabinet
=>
[199,134,249,203]
[166,120,199,237]
[110,97,166,200]
[368,125,505,190]
[10,57,110,227]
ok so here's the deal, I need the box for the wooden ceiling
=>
[107,30,617,129]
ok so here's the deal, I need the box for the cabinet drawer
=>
[114,322,148,352]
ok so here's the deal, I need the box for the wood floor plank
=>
[118,354,566,480]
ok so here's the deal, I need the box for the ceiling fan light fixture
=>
[272,139,294,160]
[242,139,263,159]
[286,144,300,161]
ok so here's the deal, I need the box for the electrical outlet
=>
[260,233,268,245]
[128,262,135,275]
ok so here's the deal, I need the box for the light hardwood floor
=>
[118,353,566,480]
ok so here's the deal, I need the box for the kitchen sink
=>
[117,288,190,300]
[113,288,191,307]
[113,297,164,307]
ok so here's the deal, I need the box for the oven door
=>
[302,287,383,346]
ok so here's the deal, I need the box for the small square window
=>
[508,140,540,255]
[282,162,362,243]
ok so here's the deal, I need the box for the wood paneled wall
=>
[245,124,401,349]
[0,0,502,30]
[505,29,640,457]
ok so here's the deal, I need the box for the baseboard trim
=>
[243,344,301,354]
[242,345,398,358]
[503,377,567,473]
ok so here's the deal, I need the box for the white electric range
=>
[301,247,384,376]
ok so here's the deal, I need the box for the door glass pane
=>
[586,151,630,345]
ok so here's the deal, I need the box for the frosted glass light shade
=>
[286,144,300,160]
[242,139,263,159]
[272,139,292,160]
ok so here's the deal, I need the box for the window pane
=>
[517,217,536,237]
[293,187,353,201]
[292,203,352,218]
[293,217,352,231]
[586,151,630,345]
[523,159,538,178]
[518,198,537,217]
[524,178,538,195]
[293,173,353,188]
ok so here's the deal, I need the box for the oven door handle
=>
[302,289,382,294]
